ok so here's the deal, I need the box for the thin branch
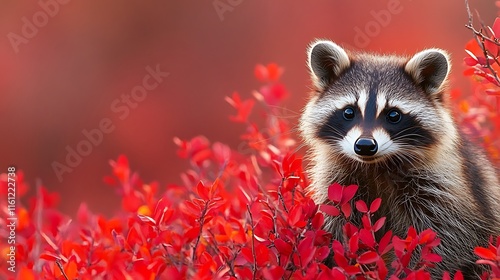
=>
[246,205,257,280]
[465,0,500,47]
[464,0,500,86]
[465,0,473,26]
[478,36,500,86]
[192,201,209,262]
[55,259,70,280]
[33,179,43,273]
[206,229,237,277]
[277,177,289,213]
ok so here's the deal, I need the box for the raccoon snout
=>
[354,138,378,156]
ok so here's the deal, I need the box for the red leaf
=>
[333,252,349,268]
[254,63,283,82]
[260,83,288,105]
[328,183,343,203]
[372,217,386,232]
[340,185,358,205]
[288,205,303,226]
[369,198,382,213]
[184,226,201,242]
[267,63,283,81]
[349,233,359,253]
[378,230,393,255]
[274,239,292,256]
[316,246,330,262]
[312,212,324,230]
[407,226,417,239]
[344,265,362,275]
[422,253,442,263]
[76,203,90,225]
[241,247,254,263]
[209,178,221,198]
[359,229,375,247]
[196,181,209,200]
[419,228,437,244]
[485,39,499,58]
[464,57,478,67]
[355,200,368,213]
[361,215,371,230]
[212,142,231,166]
[453,271,464,280]
[357,251,380,264]
[492,17,500,38]
[474,247,497,260]
[377,258,388,279]
[320,204,340,217]
[298,235,316,266]
[332,240,345,256]
[122,192,142,212]
[341,203,351,218]
[255,64,268,81]
[262,266,285,280]
[110,154,130,183]
[256,244,271,266]
[392,236,406,255]
[226,92,255,123]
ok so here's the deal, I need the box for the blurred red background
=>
[0,1,495,216]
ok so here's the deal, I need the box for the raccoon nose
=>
[354,138,378,156]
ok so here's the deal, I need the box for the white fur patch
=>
[372,128,395,156]
[387,99,419,114]
[340,126,362,156]
[333,94,357,111]
[357,89,368,118]
[375,92,387,118]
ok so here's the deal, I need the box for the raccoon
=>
[299,40,500,278]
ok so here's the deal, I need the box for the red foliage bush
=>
[3,20,500,278]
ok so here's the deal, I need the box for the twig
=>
[55,259,70,280]
[464,0,500,86]
[246,205,257,280]
[465,0,472,26]
[192,201,209,262]
[277,177,289,213]
[33,179,43,273]
[206,229,237,277]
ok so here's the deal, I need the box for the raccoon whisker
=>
[321,124,346,138]
[264,105,302,118]
[292,142,308,154]
[390,126,427,139]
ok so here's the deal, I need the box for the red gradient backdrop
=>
[1,1,495,216]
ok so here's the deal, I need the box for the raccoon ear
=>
[405,49,450,94]
[308,40,350,91]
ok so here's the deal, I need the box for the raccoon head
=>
[300,40,453,165]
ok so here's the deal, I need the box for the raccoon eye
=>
[343,107,355,120]
[387,109,402,124]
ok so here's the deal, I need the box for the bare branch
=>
[56,259,70,280]
[465,0,473,26]
[246,205,257,280]
[464,0,500,86]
